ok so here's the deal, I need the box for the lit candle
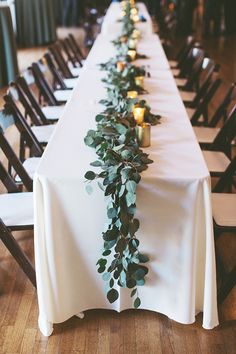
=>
[133,106,146,125]
[127,50,136,61]
[127,90,138,99]
[117,61,126,72]
[130,8,138,16]
[130,0,135,6]
[136,123,151,147]
[132,14,140,22]
[135,76,144,88]
[128,39,137,49]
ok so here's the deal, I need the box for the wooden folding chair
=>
[0,161,36,286]
[211,157,236,303]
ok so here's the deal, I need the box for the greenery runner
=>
[84,0,160,308]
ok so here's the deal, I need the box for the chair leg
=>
[218,266,236,304]
[0,222,36,287]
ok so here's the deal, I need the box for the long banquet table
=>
[34,3,219,336]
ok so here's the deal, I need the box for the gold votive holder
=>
[133,106,146,125]
[135,76,144,88]
[136,123,151,147]
[117,61,126,72]
[127,50,136,61]
[132,14,140,22]
[128,39,137,49]
[127,90,138,99]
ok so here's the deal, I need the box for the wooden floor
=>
[0,28,236,353]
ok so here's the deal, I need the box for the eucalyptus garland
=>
[84,0,160,308]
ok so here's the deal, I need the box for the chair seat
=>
[31,124,55,144]
[175,78,187,87]
[202,150,230,173]
[54,90,72,103]
[212,193,236,227]
[70,66,81,77]
[42,105,65,121]
[15,157,41,183]
[0,192,33,228]
[180,90,196,103]
[64,78,78,89]
[193,126,220,144]
[171,68,180,77]
[168,60,178,68]
[186,107,195,119]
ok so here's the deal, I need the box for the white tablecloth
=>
[34,7,219,337]
[101,2,153,37]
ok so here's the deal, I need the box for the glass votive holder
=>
[133,106,146,125]
[127,90,138,99]
[136,123,151,147]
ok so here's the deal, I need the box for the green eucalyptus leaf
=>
[107,289,119,303]
[84,171,96,180]
[134,297,141,309]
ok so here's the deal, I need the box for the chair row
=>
[168,36,236,305]
[0,33,87,287]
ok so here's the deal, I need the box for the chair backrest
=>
[16,76,48,125]
[3,95,43,158]
[176,36,195,65]
[49,43,73,79]
[185,48,205,91]
[64,37,83,67]
[0,124,33,191]
[213,156,236,192]
[30,63,58,106]
[192,59,219,105]
[191,74,222,126]
[44,52,67,90]
[8,82,42,127]
[209,82,236,127]
[212,104,236,157]
[68,33,85,60]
